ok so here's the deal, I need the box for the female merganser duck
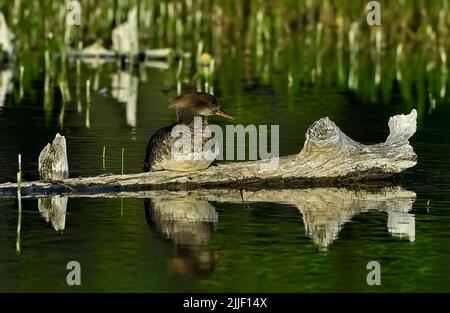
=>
[143,92,234,172]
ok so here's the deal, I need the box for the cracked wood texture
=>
[0,110,417,196]
[38,133,69,180]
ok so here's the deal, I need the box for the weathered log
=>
[0,110,417,196]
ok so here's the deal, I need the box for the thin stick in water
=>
[16,154,22,255]
[102,146,106,169]
[120,198,124,219]
[86,79,91,128]
[121,147,125,175]
[19,65,25,99]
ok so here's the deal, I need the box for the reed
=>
[176,58,183,95]
[86,79,91,128]
[58,79,68,128]
[102,146,106,169]
[16,154,22,255]
[121,147,125,175]
[19,65,24,99]
[120,198,124,219]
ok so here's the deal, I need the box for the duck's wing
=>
[144,124,176,172]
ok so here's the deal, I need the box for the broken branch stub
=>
[294,109,417,178]
[38,134,69,180]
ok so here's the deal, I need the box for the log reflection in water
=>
[111,71,138,128]
[291,188,416,249]
[127,187,414,250]
[33,187,415,257]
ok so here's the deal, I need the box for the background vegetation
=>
[1,0,449,118]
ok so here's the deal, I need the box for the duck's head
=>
[170,92,234,124]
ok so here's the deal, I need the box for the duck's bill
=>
[214,110,235,120]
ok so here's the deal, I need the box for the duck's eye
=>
[210,100,219,109]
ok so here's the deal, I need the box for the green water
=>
[1,55,450,292]
[1,0,450,291]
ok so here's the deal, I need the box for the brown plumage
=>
[143,92,234,172]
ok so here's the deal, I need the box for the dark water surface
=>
[1,56,450,292]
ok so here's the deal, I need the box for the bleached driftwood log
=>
[0,110,417,196]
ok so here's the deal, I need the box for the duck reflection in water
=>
[144,197,222,278]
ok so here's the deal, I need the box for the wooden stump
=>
[38,133,69,180]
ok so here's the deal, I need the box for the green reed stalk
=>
[86,79,91,128]
[16,154,22,255]
[102,146,106,169]
[19,65,25,99]
[121,147,125,174]
[120,198,124,219]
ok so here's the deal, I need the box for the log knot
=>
[303,117,341,150]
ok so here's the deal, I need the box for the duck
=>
[143,92,234,172]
